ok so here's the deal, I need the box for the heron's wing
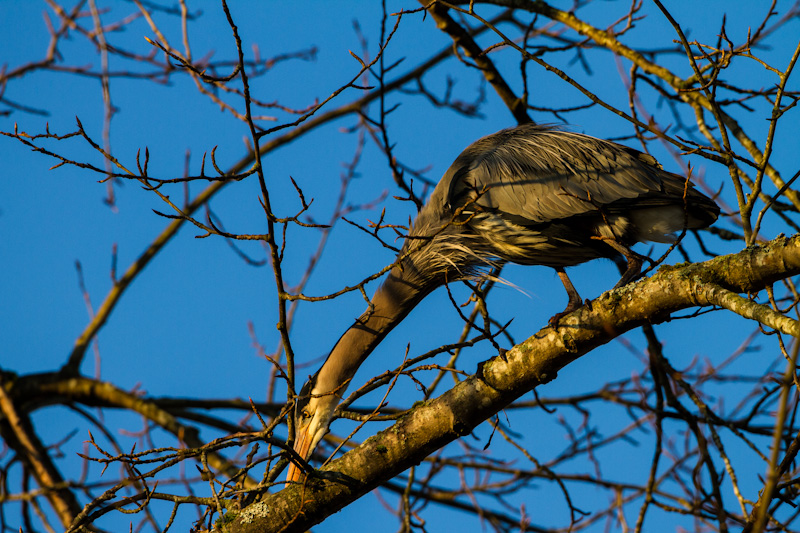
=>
[443,125,688,225]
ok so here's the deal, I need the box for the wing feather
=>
[440,124,686,224]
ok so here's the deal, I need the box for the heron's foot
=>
[547,311,566,328]
[613,252,645,289]
[551,267,586,327]
[498,347,508,362]
[548,298,584,327]
[597,237,652,289]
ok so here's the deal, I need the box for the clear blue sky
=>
[1,2,798,532]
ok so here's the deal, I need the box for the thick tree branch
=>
[6,373,260,495]
[227,235,800,532]
[697,284,800,336]
[0,375,84,530]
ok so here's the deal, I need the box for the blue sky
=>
[2,1,799,532]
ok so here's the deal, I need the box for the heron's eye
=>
[301,410,311,419]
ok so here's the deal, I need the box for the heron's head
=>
[285,377,339,484]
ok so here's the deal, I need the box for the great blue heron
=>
[285,123,719,483]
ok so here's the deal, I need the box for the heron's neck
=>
[313,266,434,399]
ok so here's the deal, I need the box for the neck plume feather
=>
[312,265,436,400]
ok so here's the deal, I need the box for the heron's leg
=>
[549,267,585,326]
[603,240,646,288]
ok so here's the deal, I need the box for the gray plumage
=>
[285,123,719,483]
[405,123,717,279]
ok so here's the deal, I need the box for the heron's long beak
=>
[285,425,313,485]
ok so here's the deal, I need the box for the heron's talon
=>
[548,310,568,328]
[498,347,508,362]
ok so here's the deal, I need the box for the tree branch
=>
[228,235,800,532]
[420,0,531,124]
